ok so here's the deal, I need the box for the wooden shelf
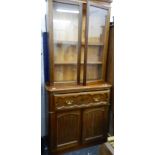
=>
[54,41,104,46]
[83,42,104,46]
[87,61,102,64]
[54,41,78,45]
[87,79,103,83]
[55,62,77,65]
[55,61,103,65]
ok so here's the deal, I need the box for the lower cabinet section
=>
[82,107,107,143]
[56,111,81,148]
[47,88,111,154]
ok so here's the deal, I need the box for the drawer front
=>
[54,90,110,110]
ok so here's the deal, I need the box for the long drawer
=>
[54,90,110,110]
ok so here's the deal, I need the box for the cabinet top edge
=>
[45,83,112,92]
[52,0,112,5]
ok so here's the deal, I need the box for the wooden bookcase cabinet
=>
[45,0,112,154]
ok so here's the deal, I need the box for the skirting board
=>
[105,142,114,154]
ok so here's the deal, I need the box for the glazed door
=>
[82,107,108,143]
[52,0,82,85]
[83,2,110,84]
[56,111,81,148]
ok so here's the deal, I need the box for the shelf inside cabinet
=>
[54,41,78,46]
[55,62,77,65]
[87,62,102,64]
[54,41,104,46]
[82,62,103,64]
[82,42,104,46]
[54,61,103,65]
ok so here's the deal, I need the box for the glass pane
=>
[87,6,107,81]
[88,6,107,44]
[53,2,79,82]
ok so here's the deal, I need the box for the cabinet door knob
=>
[66,100,73,105]
[93,97,99,102]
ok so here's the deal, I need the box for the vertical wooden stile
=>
[83,0,89,85]
[77,3,83,85]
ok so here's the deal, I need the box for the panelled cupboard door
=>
[56,111,81,148]
[82,107,107,143]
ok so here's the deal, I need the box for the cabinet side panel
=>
[49,112,56,151]
[106,23,114,136]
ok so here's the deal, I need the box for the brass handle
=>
[93,97,99,102]
[66,100,73,105]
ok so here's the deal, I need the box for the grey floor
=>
[64,145,100,155]
[42,145,100,155]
